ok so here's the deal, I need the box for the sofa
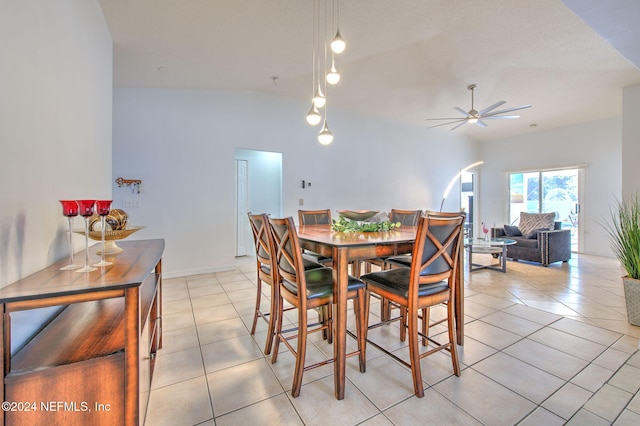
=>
[491,212,571,266]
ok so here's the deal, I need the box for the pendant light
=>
[305,0,344,143]
[312,85,326,108]
[331,29,346,54]
[318,119,333,145]
[326,55,340,85]
[306,103,322,125]
[330,0,345,54]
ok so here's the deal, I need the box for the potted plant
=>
[605,194,640,326]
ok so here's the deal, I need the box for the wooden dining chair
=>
[385,211,466,342]
[268,216,368,397]
[297,209,333,266]
[363,209,422,321]
[247,213,323,355]
[360,214,465,397]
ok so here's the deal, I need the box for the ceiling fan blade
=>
[478,100,506,115]
[427,119,466,129]
[483,104,531,117]
[454,107,469,117]
[424,117,467,121]
[450,120,468,131]
[476,120,488,128]
[481,115,520,120]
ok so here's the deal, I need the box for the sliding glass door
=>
[509,168,580,251]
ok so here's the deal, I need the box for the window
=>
[509,168,580,250]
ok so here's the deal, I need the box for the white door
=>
[236,159,249,256]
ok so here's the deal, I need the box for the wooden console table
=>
[0,239,164,426]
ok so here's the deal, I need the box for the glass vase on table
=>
[76,199,97,272]
[59,200,82,270]
[93,200,113,267]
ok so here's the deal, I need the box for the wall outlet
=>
[299,198,304,206]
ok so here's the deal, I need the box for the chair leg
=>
[271,292,285,364]
[325,304,333,344]
[407,307,425,398]
[356,288,368,373]
[421,307,430,347]
[251,277,262,335]
[381,297,391,321]
[447,299,461,377]
[263,281,277,355]
[291,305,309,398]
[318,307,327,340]
[318,305,333,343]
[399,306,407,342]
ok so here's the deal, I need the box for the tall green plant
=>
[606,194,640,280]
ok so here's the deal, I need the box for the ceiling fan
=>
[425,84,531,130]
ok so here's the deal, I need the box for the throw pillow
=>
[503,225,522,237]
[518,212,555,237]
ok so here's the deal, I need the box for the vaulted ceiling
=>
[99,0,640,142]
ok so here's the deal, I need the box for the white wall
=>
[623,84,640,196]
[0,0,113,287]
[112,88,478,277]
[0,0,112,352]
[480,117,622,256]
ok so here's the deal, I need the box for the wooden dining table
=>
[297,224,465,400]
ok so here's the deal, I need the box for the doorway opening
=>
[235,149,283,256]
[460,171,477,238]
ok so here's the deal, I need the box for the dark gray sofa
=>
[491,221,571,266]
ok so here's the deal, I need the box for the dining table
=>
[296,224,465,400]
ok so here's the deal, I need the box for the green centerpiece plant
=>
[605,194,640,326]
[331,215,401,232]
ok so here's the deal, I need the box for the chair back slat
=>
[269,217,305,291]
[298,209,331,225]
[410,215,465,289]
[248,213,272,266]
[389,209,422,226]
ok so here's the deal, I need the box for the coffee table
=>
[465,237,516,272]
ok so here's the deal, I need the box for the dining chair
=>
[268,216,367,397]
[297,209,334,266]
[247,213,324,355]
[360,214,465,397]
[385,211,466,342]
[363,209,422,321]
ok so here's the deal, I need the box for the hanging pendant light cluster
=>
[306,0,346,145]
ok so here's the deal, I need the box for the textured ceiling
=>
[98,0,640,142]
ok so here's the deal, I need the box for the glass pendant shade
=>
[318,120,334,145]
[326,58,340,85]
[331,28,346,54]
[306,103,322,126]
[313,85,326,108]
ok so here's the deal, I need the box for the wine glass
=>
[76,199,97,272]
[59,200,82,270]
[93,200,113,267]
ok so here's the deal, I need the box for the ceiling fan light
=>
[318,120,334,145]
[306,104,321,126]
[331,28,346,54]
[467,117,478,124]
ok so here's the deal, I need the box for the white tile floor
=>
[144,253,640,425]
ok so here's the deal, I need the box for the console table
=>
[0,239,164,426]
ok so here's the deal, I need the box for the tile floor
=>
[144,253,640,425]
